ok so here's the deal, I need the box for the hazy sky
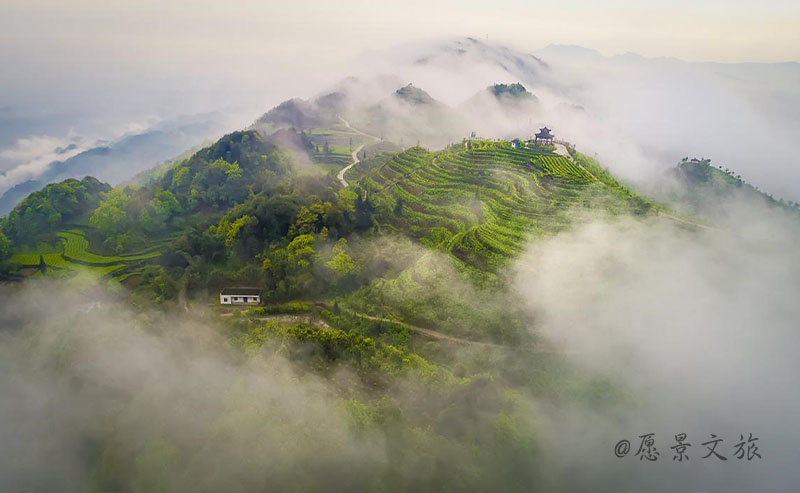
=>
[2,0,798,117]
[2,0,799,70]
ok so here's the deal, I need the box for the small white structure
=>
[220,287,261,305]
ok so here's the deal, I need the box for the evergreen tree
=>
[354,194,374,230]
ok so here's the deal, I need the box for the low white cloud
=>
[0,134,88,192]
[0,134,81,164]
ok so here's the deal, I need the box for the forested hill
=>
[658,157,800,217]
[156,130,289,212]
[2,177,110,245]
[489,82,536,100]
[0,113,659,306]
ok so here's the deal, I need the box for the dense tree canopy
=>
[2,177,110,245]
[161,130,291,211]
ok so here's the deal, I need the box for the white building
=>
[220,287,261,305]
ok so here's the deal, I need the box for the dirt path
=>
[236,305,535,351]
[336,115,380,187]
[235,306,602,356]
[346,310,516,350]
[342,310,577,354]
[553,142,571,158]
[656,211,718,231]
[252,314,332,330]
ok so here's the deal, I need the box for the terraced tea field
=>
[362,140,651,273]
[10,229,161,280]
[57,230,159,264]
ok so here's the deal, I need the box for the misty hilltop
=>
[393,83,437,105]
[650,157,800,220]
[488,83,536,100]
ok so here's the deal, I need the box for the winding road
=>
[336,115,380,187]
[337,144,365,187]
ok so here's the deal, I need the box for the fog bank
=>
[514,205,800,492]
[0,282,388,491]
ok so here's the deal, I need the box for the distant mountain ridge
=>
[253,77,544,149]
[0,114,227,215]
